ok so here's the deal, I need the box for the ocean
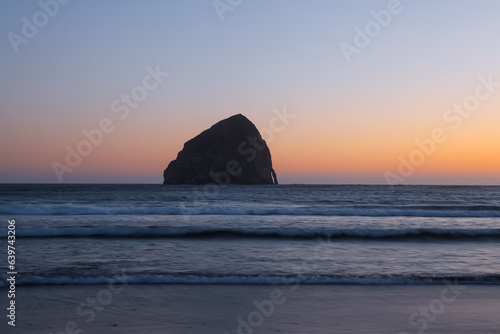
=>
[1,184,499,333]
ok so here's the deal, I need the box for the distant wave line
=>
[2,204,500,217]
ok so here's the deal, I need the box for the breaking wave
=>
[17,226,500,240]
[2,273,499,287]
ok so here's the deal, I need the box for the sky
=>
[1,0,499,184]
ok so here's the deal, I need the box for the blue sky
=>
[1,0,500,184]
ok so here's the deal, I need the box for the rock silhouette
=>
[163,114,278,185]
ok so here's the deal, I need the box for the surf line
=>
[223,236,332,334]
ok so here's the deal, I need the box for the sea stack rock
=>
[163,114,278,185]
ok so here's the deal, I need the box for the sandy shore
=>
[2,284,499,334]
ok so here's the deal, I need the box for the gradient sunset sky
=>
[1,0,499,184]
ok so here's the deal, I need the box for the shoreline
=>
[3,284,499,333]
